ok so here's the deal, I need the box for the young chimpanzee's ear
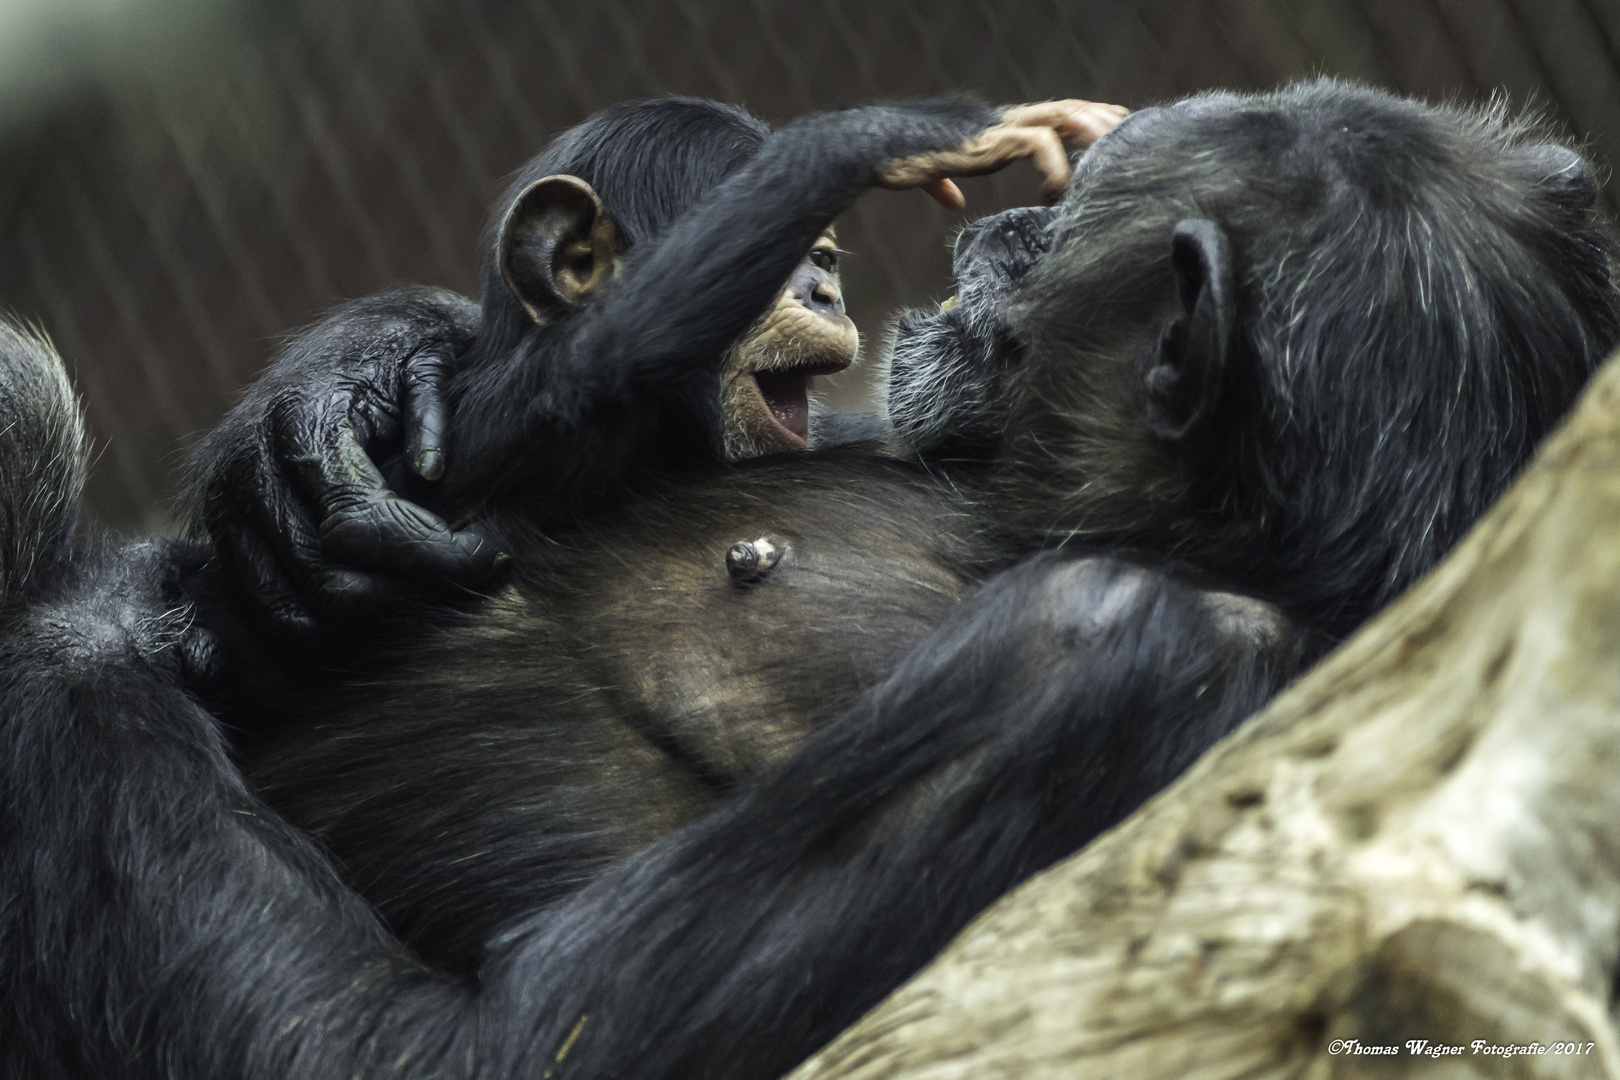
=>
[1142,218,1235,442]
[498,174,624,323]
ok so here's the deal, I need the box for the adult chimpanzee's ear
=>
[498,174,624,323]
[1143,218,1235,442]
[1510,144,1598,214]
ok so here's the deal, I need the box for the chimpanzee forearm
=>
[444,99,998,493]
[570,101,999,392]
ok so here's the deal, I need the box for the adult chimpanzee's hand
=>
[880,98,1129,209]
[182,286,505,638]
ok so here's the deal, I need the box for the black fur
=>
[967,82,1620,636]
[234,450,985,972]
[0,321,85,603]
[442,95,996,512]
[0,467,1299,1078]
[204,81,1618,1003]
[4,82,1617,1080]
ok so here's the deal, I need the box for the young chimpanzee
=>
[189,95,1120,635]
[183,101,829,634]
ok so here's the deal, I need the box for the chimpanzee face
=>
[722,230,859,459]
[885,204,1058,456]
[893,81,1620,635]
[882,101,1203,463]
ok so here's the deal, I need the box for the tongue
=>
[754,370,810,442]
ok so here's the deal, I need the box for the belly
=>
[241,452,981,970]
[555,457,978,781]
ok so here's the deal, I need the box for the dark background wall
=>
[0,0,1614,532]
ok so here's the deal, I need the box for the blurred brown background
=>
[0,0,1614,532]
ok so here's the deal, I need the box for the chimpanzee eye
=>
[810,249,839,271]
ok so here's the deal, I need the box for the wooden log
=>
[790,354,1620,1080]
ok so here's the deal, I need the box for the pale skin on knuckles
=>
[883,98,1131,209]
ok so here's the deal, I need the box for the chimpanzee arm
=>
[180,287,504,636]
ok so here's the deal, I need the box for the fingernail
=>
[415,449,445,480]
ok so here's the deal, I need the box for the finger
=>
[200,436,333,608]
[225,481,434,630]
[1017,128,1082,200]
[402,348,450,481]
[922,178,966,210]
[273,398,501,586]
[272,390,388,505]
[218,452,486,628]
[216,515,322,640]
[1001,100,1081,128]
[1064,102,1129,145]
[1004,99,1129,146]
[319,483,505,588]
[312,567,412,624]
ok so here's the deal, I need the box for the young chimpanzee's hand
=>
[182,286,505,639]
[880,98,1129,208]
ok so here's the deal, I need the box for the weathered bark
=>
[791,356,1620,1080]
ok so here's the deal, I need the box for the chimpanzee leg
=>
[479,553,1313,1080]
[0,542,497,1078]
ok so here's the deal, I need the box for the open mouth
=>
[751,358,850,446]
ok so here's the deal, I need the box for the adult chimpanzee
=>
[2,82,1616,1080]
[208,80,1619,978]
